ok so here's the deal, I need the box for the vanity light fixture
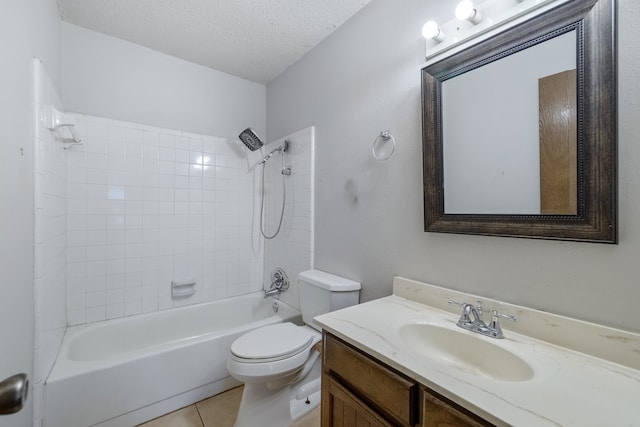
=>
[455,0,483,24]
[422,21,445,42]
[422,0,569,63]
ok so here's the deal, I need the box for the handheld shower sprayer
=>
[258,140,289,165]
[258,150,277,165]
[238,127,291,239]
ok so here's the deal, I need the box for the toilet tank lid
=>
[299,269,361,291]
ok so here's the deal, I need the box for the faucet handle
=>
[448,299,464,307]
[491,310,517,324]
[487,310,516,338]
[475,300,484,317]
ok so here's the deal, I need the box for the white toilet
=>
[227,269,361,427]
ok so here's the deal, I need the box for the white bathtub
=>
[44,293,301,427]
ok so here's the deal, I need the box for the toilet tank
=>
[299,269,361,331]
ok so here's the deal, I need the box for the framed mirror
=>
[422,0,617,243]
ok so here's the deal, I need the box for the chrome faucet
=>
[264,286,282,298]
[448,300,516,339]
[263,268,289,298]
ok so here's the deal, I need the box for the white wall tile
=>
[65,113,264,325]
[106,303,125,320]
[263,127,315,309]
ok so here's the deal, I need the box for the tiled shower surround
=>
[263,127,315,309]
[65,114,264,325]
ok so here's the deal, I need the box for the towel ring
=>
[372,130,396,161]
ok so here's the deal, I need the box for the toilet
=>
[227,269,361,427]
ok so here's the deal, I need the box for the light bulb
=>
[422,21,445,42]
[455,0,482,24]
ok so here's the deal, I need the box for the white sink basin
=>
[397,323,534,382]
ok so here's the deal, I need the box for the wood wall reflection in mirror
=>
[539,68,577,215]
[421,0,617,243]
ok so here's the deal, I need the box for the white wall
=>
[0,1,61,426]
[33,60,68,427]
[60,21,273,324]
[62,23,266,139]
[267,0,640,333]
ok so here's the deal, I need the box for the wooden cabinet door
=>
[322,372,393,427]
[323,333,416,426]
[421,388,494,427]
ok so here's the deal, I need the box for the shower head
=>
[238,128,264,151]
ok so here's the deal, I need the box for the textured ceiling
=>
[57,0,373,84]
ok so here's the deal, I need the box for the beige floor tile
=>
[138,405,204,427]
[292,405,321,427]
[196,386,244,427]
[144,385,320,427]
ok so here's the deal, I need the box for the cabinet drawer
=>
[324,333,416,426]
[422,388,495,427]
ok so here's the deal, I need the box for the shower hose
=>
[259,150,286,239]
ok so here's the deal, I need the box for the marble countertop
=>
[314,277,640,426]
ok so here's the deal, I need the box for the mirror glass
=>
[421,0,617,243]
[442,31,576,215]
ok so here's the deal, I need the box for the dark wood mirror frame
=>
[422,0,617,243]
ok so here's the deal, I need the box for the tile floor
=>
[138,386,320,427]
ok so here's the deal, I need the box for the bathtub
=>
[44,293,301,427]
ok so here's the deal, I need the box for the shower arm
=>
[259,140,289,165]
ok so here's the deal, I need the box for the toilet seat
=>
[227,323,320,380]
[230,323,314,363]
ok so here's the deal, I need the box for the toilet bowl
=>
[227,323,322,427]
[226,269,360,427]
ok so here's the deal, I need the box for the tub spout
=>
[264,287,282,298]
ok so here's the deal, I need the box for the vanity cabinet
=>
[321,332,494,427]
